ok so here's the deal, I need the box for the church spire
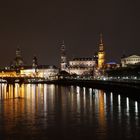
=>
[98,33,105,69]
[100,33,103,44]
[99,33,104,52]
[60,40,67,71]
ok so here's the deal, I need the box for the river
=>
[0,83,139,140]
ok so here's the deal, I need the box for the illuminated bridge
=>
[0,76,45,84]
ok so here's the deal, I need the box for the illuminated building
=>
[66,34,106,76]
[37,65,59,79]
[20,67,36,77]
[60,41,67,71]
[121,55,140,67]
[20,65,59,80]
[69,58,96,75]
[67,34,105,76]
[59,35,106,76]
[0,70,17,77]
[98,34,105,69]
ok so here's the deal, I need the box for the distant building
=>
[106,62,120,70]
[37,65,59,79]
[20,56,59,79]
[11,48,24,69]
[59,34,106,76]
[20,65,59,80]
[69,58,96,75]
[121,55,140,67]
[98,34,105,69]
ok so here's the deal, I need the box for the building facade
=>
[59,34,106,76]
[121,55,140,67]
[20,65,59,80]
[20,55,59,80]
[69,58,96,75]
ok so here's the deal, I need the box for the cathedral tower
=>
[60,41,67,71]
[98,34,105,69]
[13,47,24,68]
[32,56,38,68]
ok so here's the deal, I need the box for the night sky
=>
[0,0,140,67]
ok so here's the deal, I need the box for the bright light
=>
[118,95,121,105]
[126,97,129,112]
[76,86,80,94]
[83,87,86,94]
[89,88,92,94]
[135,101,138,113]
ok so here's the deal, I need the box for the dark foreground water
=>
[0,84,140,140]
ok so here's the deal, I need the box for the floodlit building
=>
[20,65,59,80]
[0,70,17,77]
[69,58,96,75]
[121,55,140,67]
[37,65,59,79]
[59,34,106,76]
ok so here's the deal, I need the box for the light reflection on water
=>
[0,84,140,140]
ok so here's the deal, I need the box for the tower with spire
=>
[11,47,24,69]
[32,56,38,68]
[98,33,105,69]
[60,41,67,71]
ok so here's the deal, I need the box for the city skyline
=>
[0,0,140,67]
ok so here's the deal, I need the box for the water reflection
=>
[126,97,130,114]
[0,84,140,139]
[135,101,138,113]
[98,90,106,133]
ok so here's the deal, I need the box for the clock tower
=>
[98,34,105,69]
[60,41,67,71]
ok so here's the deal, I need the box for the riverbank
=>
[52,79,140,100]
[27,79,140,96]
[1,78,140,98]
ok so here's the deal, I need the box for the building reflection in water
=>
[135,101,138,113]
[98,90,106,135]
[110,92,113,112]
[118,95,121,113]
[0,83,139,139]
[135,101,139,127]
[126,97,129,114]
[118,94,121,124]
[76,86,80,114]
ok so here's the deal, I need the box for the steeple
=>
[100,33,103,44]
[32,55,38,68]
[99,33,104,52]
[13,47,24,68]
[98,33,105,69]
[60,41,67,71]
[16,47,22,58]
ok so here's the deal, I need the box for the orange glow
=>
[98,90,106,129]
